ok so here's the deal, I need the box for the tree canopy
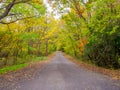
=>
[0,0,120,69]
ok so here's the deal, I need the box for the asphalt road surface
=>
[13,52,120,90]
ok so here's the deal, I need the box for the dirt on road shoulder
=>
[63,53,120,80]
[0,52,56,89]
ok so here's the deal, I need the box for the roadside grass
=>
[32,56,47,62]
[0,56,47,74]
[0,64,27,74]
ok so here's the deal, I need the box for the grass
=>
[0,64,27,74]
[33,56,47,62]
[0,56,47,74]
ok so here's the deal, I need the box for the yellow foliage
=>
[71,2,86,18]
[78,38,89,54]
[32,0,42,4]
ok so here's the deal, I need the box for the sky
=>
[43,0,53,13]
[43,0,60,19]
[43,0,70,19]
[43,0,88,19]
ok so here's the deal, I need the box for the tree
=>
[0,0,45,24]
[53,0,120,69]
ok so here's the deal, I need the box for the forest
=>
[0,0,120,71]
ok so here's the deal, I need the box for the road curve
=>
[11,52,120,90]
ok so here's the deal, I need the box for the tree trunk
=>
[45,39,48,56]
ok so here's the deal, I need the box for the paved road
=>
[14,52,120,90]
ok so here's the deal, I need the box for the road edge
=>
[63,52,120,80]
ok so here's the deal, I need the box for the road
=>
[13,52,120,90]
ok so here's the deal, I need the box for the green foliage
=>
[19,33,39,41]
[54,0,120,69]
[84,0,120,69]
[0,15,59,68]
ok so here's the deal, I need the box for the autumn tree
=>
[53,0,120,69]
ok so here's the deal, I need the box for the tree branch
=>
[0,0,31,20]
[0,15,39,24]
[0,0,15,20]
[72,0,86,21]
